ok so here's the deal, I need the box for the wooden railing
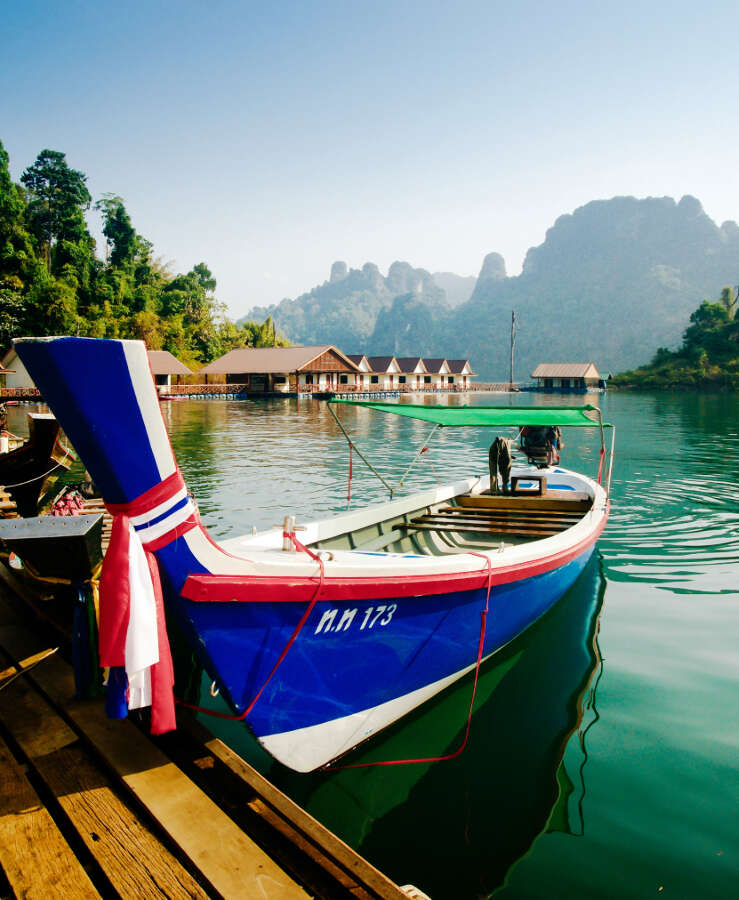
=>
[0,387,42,399]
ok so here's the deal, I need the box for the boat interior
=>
[313,475,594,558]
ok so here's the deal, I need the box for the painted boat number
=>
[314,604,397,635]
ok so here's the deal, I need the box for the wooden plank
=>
[437,507,582,524]
[0,623,308,900]
[0,646,58,689]
[457,494,592,512]
[0,736,101,900]
[407,521,561,538]
[248,798,373,900]
[180,719,410,900]
[0,672,212,900]
[413,515,572,534]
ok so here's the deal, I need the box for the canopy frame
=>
[327,400,615,501]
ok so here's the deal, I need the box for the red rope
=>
[347,443,353,502]
[597,447,605,484]
[325,552,493,770]
[176,533,325,721]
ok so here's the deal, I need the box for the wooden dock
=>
[0,567,420,900]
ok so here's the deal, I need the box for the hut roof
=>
[366,356,399,373]
[422,358,450,374]
[147,350,193,376]
[531,363,600,379]
[199,345,359,374]
[447,359,476,375]
[395,357,427,373]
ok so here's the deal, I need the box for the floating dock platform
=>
[0,567,421,900]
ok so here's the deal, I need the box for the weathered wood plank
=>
[0,623,308,900]
[248,797,374,900]
[39,746,212,900]
[0,737,100,900]
[180,718,410,900]
[0,646,58,689]
[0,672,211,900]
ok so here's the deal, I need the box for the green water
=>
[13,392,737,898]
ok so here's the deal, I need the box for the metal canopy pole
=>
[328,404,395,496]
[606,425,616,498]
[396,424,440,489]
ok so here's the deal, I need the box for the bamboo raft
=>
[0,567,421,900]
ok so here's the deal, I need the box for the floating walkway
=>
[0,568,420,900]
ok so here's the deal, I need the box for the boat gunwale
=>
[182,501,608,604]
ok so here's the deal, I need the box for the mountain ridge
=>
[244,195,739,379]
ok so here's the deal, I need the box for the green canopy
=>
[329,400,606,428]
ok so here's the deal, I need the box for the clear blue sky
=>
[3,0,738,318]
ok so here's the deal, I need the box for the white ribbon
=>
[124,523,159,709]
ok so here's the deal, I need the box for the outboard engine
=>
[519,425,562,468]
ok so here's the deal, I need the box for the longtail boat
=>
[14,336,613,772]
[0,412,72,517]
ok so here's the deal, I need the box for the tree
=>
[0,140,36,289]
[21,149,91,273]
[96,195,137,268]
[0,281,26,348]
[718,286,737,320]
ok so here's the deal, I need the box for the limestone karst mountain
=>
[246,195,739,379]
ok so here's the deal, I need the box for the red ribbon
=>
[99,469,193,735]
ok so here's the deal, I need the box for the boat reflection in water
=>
[246,551,605,898]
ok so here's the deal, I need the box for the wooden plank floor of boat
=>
[0,566,415,900]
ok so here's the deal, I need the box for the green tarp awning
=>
[329,400,606,428]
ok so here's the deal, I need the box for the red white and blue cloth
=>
[98,469,197,733]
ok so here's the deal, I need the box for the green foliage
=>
[0,141,289,366]
[21,149,92,274]
[613,289,739,389]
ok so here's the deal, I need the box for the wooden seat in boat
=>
[457,491,592,512]
[403,488,592,540]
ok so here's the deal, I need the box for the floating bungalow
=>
[531,362,603,392]
[198,345,360,393]
[1,339,478,400]
[363,356,402,390]
[422,358,453,390]
[1,348,32,390]
[396,357,428,390]
[448,359,477,390]
[147,350,193,392]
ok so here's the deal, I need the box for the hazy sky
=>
[4,0,738,319]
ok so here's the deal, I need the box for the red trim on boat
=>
[181,511,608,604]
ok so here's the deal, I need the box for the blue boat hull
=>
[158,536,595,744]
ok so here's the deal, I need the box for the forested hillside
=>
[0,141,282,368]
[249,196,739,380]
[612,288,739,388]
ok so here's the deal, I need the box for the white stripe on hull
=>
[122,341,177,481]
[258,653,491,772]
